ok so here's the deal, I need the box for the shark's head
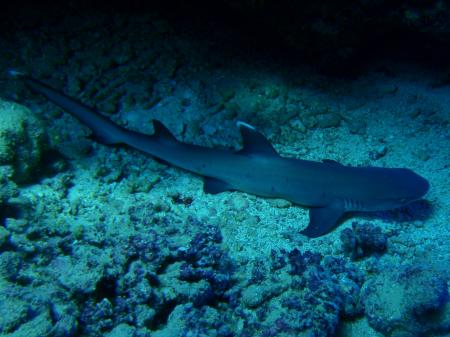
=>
[368,168,429,210]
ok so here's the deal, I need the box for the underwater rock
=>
[109,229,179,332]
[49,301,79,336]
[362,264,450,337]
[178,225,235,298]
[270,248,288,271]
[249,259,268,284]
[0,165,18,211]
[235,249,365,336]
[346,117,367,135]
[106,223,238,335]
[127,229,173,268]
[289,118,307,133]
[0,251,22,282]
[8,232,36,255]
[3,218,28,234]
[340,222,387,259]
[6,310,53,337]
[114,259,160,330]
[105,323,136,337]
[0,295,30,334]
[413,148,431,162]
[154,303,234,337]
[48,245,111,295]
[0,226,10,248]
[242,283,286,308]
[369,145,388,160]
[288,248,321,275]
[0,282,60,336]
[0,100,48,184]
[301,113,332,129]
[315,112,342,128]
[280,261,362,335]
[80,298,114,335]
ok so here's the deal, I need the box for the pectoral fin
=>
[301,200,345,238]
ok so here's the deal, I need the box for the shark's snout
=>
[415,174,430,198]
[391,169,430,205]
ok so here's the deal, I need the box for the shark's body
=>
[13,72,429,237]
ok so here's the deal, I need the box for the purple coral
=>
[288,249,321,275]
[178,225,235,303]
[340,222,387,259]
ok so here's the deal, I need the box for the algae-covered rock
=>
[6,310,53,337]
[49,245,112,295]
[0,165,18,207]
[105,323,136,337]
[0,226,10,248]
[362,264,449,337]
[0,296,30,334]
[0,251,22,281]
[0,100,48,184]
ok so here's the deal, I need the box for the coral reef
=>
[0,100,48,184]
[235,249,365,337]
[340,222,388,259]
[0,2,448,336]
[362,263,450,337]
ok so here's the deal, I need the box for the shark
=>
[10,71,430,237]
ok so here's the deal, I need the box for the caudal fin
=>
[10,71,127,146]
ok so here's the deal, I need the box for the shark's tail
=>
[9,70,128,145]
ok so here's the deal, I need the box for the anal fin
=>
[300,200,345,238]
[203,177,233,194]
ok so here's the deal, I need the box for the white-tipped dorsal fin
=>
[7,69,26,78]
[236,121,278,157]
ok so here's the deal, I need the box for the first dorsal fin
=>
[152,120,177,141]
[236,121,278,157]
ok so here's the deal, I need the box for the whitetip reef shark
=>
[10,71,430,237]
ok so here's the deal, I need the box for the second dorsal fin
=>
[322,159,342,165]
[152,120,177,141]
[236,121,278,157]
